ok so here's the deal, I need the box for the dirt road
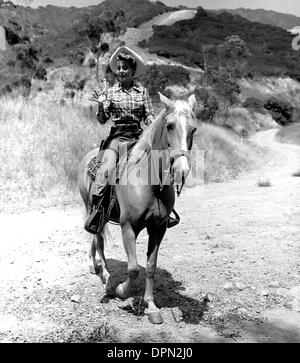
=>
[0,129,299,343]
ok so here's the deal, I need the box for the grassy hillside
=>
[213,8,300,30]
[141,7,300,78]
[192,123,266,183]
[0,0,173,59]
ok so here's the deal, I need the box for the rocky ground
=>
[0,129,299,343]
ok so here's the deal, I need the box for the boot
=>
[84,194,105,234]
[167,209,180,228]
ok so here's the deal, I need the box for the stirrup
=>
[84,194,105,234]
[167,209,180,228]
[84,207,102,234]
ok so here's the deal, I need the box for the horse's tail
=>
[77,148,99,211]
[101,223,117,249]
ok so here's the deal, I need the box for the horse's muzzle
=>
[171,153,191,190]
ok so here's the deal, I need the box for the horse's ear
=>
[158,92,173,109]
[188,94,197,111]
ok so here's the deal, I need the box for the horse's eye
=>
[167,123,175,131]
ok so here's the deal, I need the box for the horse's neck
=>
[122,108,170,186]
[133,108,169,153]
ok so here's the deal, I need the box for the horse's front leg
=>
[115,222,140,299]
[144,225,167,324]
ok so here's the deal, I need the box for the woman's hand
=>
[90,89,107,103]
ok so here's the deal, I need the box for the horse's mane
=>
[131,108,169,153]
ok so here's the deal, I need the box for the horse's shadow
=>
[99,258,208,325]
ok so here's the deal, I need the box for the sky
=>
[9,0,300,17]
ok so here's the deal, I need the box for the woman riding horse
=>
[85,46,178,234]
[78,90,198,324]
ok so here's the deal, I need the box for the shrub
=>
[68,49,85,65]
[35,65,47,81]
[0,84,12,95]
[264,97,294,125]
[194,87,219,122]
[43,56,54,64]
[243,97,265,113]
[138,64,190,101]
[292,170,300,177]
[4,26,20,45]
[257,178,272,187]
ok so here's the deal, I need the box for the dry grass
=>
[215,106,279,135]
[0,95,108,211]
[193,123,265,183]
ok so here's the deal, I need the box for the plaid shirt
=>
[96,81,155,126]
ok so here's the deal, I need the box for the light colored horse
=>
[77,92,197,323]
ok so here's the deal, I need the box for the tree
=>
[210,35,251,123]
[138,64,190,102]
[212,70,241,123]
[61,74,87,104]
[79,10,125,85]
[11,38,46,95]
[201,44,214,88]
[194,87,219,122]
[217,35,251,78]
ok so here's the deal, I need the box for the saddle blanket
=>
[87,156,98,181]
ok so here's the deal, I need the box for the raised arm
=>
[96,88,112,124]
[143,88,155,126]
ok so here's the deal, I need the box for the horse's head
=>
[158,92,198,189]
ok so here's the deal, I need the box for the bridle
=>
[164,109,196,196]
[169,149,191,168]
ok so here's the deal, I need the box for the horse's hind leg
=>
[89,232,111,294]
[89,236,99,274]
[144,225,167,324]
[115,223,140,299]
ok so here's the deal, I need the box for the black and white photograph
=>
[0,0,300,345]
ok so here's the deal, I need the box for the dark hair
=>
[117,52,137,74]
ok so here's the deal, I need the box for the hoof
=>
[100,294,112,304]
[147,312,164,324]
[89,265,100,275]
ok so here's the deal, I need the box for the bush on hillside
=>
[0,84,13,95]
[35,65,47,81]
[68,49,85,65]
[243,97,265,113]
[138,64,190,101]
[43,56,53,64]
[264,97,294,125]
[4,26,20,45]
[194,87,219,122]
